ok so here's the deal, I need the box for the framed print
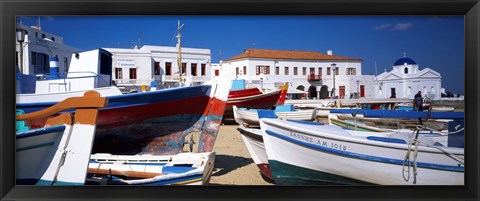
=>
[1,0,478,200]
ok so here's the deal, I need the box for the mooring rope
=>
[422,126,465,136]
[402,126,420,184]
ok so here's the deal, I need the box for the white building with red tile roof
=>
[216,49,375,99]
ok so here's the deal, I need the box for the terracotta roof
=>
[224,49,362,62]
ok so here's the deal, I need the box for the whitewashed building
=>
[374,54,442,100]
[218,49,375,99]
[15,24,80,76]
[15,23,80,93]
[103,45,211,90]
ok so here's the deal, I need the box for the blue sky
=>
[18,16,464,94]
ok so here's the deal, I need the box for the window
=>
[256,65,270,75]
[336,67,339,75]
[191,63,197,76]
[181,63,187,75]
[309,68,315,75]
[165,62,172,75]
[99,52,112,75]
[327,67,331,75]
[302,67,307,75]
[31,51,49,74]
[276,66,280,75]
[42,33,46,39]
[346,68,356,75]
[129,68,137,79]
[154,62,161,75]
[63,57,68,72]
[285,67,289,75]
[318,67,322,76]
[215,69,220,76]
[404,67,408,74]
[243,66,247,75]
[236,67,240,75]
[115,68,123,79]
[51,37,55,42]
[201,64,206,76]
[294,67,298,75]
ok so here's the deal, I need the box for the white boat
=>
[86,152,215,185]
[233,105,316,127]
[259,115,464,185]
[236,124,273,180]
[431,106,455,112]
[16,91,107,185]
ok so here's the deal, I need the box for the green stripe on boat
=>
[269,160,373,185]
[16,142,55,152]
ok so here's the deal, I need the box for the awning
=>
[287,88,308,94]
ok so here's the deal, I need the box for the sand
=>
[184,124,274,185]
[209,125,274,185]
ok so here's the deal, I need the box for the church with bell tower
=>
[373,53,442,100]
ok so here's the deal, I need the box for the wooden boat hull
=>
[260,117,464,185]
[228,87,262,98]
[224,90,282,120]
[236,126,273,180]
[16,84,229,155]
[329,116,386,132]
[16,91,105,185]
[86,152,215,185]
[233,105,315,127]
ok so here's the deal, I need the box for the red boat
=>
[17,84,229,155]
[223,83,288,120]
[228,87,262,99]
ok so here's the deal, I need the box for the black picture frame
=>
[1,0,478,200]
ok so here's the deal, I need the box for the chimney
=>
[327,50,333,55]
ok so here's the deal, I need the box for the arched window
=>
[407,86,412,96]
[404,67,408,74]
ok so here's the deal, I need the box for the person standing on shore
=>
[413,91,424,124]
[413,91,423,111]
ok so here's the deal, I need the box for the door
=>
[339,86,345,99]
[320,86,329,99]
[390,88,396,98]
[308,85,317,99]
[360,85,365,97]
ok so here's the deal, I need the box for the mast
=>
[176,20,184,87]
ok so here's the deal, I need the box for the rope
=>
[417,141,465,165]
[422,126,465,136]
[402,127,420,183]
[402,124,465,183]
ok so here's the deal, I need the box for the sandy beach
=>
[209,124,274,185]
[185,123,274,185]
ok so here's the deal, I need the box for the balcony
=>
[307,74,322,81]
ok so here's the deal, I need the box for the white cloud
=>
[393,22,413,31]
[373,22,413,31]
[373,24,391,30]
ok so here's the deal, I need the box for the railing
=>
[37,71,112,88]
[113,79,152,86]
[307,74,322,81]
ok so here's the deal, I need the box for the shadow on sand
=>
[212,154,253,177]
